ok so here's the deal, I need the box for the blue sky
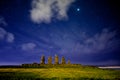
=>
[0,0,120,65]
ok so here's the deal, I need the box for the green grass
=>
[0,67,120,80]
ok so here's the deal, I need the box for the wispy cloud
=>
[74,29,117,54]
[6,32,14,43]
[0,17,14,43]
[50,28,119,54]
[0,16,7,26]
[21,42,37,51]
[0,27,14,43]
[30,0,75,23]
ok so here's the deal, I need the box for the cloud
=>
[74,29,117,54]
[50,28,118,54]
[0,17,14,43]
[6,32,14,43]
[0,27,6,39]
[0,27,14,43]
[30,0,75,23]
[0,16,7,26]
[21,43,37,51]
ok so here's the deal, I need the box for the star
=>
[77,8,80,12]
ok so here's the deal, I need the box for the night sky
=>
[0,0,120,65]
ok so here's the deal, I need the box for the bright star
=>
[77,8,80,11]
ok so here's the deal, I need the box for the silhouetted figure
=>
[40,55,45,64]
[61,56,66,64]
[48,56,52,64]
[54,54,59,64]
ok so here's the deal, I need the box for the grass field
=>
[0,67,120,80]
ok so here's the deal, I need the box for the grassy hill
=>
[0,65,120,80]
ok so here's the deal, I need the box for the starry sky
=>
[0,0,120,65]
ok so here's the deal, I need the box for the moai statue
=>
[40,55,45,64]
[48,56,52,64]
[54,54,59,64]
[68,60,71,64]
[61,56,66,64]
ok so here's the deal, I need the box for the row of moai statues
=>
[40,55,71,64]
